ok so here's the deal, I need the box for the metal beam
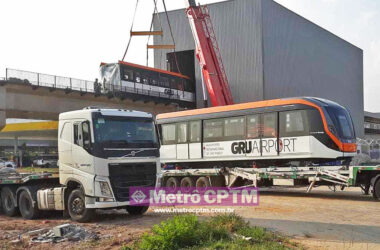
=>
[131,31,163,36]
[147,44,175,49]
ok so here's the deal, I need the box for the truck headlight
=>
[99,181,113,197]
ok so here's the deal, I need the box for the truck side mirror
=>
[82,121,92,152]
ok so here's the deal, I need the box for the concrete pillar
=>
[14,136,18,167]
[0,87,5,130]
[0,111,5,131]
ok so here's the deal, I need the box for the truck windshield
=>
[326,106,355,140]
[93,116,158,148]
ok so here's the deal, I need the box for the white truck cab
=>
[58,108,160,221]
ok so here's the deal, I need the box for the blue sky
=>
[0,0,378,111]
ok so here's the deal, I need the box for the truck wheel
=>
[196,177,211,188]
[1,187,18,216]
[373,179,380,201]
[180,177,195,191]
[45,163,50,168]
[126,205,149,215]
[18,190,40,219]
[68,189,95,222]
[166,177,180,188]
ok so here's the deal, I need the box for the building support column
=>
[14,136,18,167]
[0,86,6,130]
[0,111,5,131]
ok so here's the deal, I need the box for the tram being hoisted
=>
[156,97,357,168]
[99,61,195,107]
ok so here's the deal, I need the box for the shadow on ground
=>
[247,217,380,244]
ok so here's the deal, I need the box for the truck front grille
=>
[108,163,156,202]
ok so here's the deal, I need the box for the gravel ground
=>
[0,186,378,249]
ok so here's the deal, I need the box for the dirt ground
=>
[0,186,378,249]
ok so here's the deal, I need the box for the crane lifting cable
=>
[146,0,164,66]
[161,0,182,74]
[121,0,140,61]
[121,0,182,75]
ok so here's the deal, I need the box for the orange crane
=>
[185,0,234,106]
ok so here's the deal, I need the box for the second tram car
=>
[100,61,195,106]
[156,97,357,167]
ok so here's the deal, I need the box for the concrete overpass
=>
[0,70,182,129]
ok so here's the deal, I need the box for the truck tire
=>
[68,189,95,222]
[373,179,380,201]
[166,177,180,188]
[180,177,195,190]
[126,205,149,215]
[196,177,211,188]
[1,187,18,216]
[18,190,40,219]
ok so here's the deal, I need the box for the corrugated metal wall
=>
[262,0,364,137]
[154,0,364,137]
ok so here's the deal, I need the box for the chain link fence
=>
[5,68,95,93]
[357,137,380,160]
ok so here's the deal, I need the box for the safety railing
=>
[4,68,195,104]
[5,68,95,93]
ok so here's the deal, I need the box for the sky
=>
[0,0,379,112]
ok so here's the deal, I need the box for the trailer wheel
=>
[126,205,149,215]
[166,177,180,188]
[373,179,380,201]
[1,187,18,217]
[68,189,95,222]
[196,177,211,188]
[180,177,195,191]
[18,190,40,219]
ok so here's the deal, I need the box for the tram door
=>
[176,122,189,159]
[176,121,202,160]
[261,113,278,156]
[188,121,202,159]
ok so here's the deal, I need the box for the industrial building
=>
[153,0,364,137]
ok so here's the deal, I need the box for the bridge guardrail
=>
[4,68,194,105]
[5,68,95,93]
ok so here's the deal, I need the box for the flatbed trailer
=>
[161,165,380,200]
[0,171,61,219]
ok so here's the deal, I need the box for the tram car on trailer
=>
[156,97,357,168]
[100,61,195,105]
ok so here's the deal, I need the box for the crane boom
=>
[185,0,234,106]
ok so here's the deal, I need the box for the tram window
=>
[142,75,149,85]
[122,69,133,81]
[262,113,277,138]
[178,79,184,91]
[190,121,201,143]
[170,78,176,89]
[280,110,308,137]
[161,124,176,145]
[135,72,141,83]
[203,119,224,142]
[247,115,260,139]
[177,122,188,143]
[224,117,245,140]
[159,76,170,87]
[151,78,158,86]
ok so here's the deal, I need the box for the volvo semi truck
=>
[0,108,160,222]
